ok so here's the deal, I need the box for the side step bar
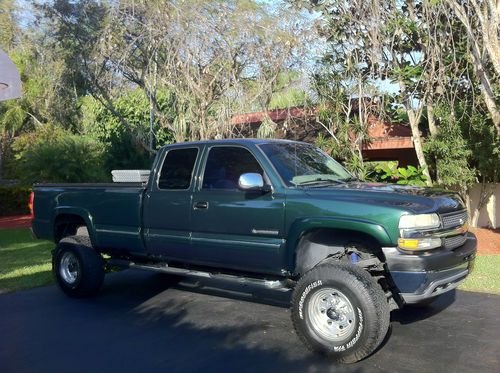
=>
[107,259,291,292]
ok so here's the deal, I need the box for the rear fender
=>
[53,207,97,246]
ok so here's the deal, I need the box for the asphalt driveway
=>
[0,270,499,373]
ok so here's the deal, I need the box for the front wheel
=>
[53,235,105,298]
[291,262,390,363]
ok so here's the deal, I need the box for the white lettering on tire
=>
[298,280,322,319]
[333,308,364,352]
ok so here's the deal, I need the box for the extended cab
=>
[32,139,476,363]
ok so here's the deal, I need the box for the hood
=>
[303,182,465,214]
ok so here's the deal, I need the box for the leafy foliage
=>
[1,0,498,194]
[12,126,107,183]
[300,0,499,192]
[314,98,371,180]
[0,0,18,50]
[463,109,499,184]
[256,115,277,139]
[424,104,478,193]
[367,161,429,186]
[81,90,175,172]
[0,185,31,216]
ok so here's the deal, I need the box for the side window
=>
[158,148,198,190]
[202,147,263,190]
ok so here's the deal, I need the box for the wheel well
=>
[294,228,383,275]
[54,214,89,243]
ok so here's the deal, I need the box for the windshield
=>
[259,142,353,187]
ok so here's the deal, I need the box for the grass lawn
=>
[459,255,500,295]
[0,228,499,295]
[0,228,54,293]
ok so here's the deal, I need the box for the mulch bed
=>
[471,227,500,255]
[0,215,32,229]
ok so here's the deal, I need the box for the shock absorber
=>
[350,252,360,263]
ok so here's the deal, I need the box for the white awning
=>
[0,48,21,101]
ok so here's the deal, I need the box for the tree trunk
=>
[397,76,432,185]
[469,0,500,77]
[426,103,441,183]
[471,181,493,227]
[469,44,500,137]
[407,109,432,186]
[427,103,438,137]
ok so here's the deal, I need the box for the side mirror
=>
[238,173,265,191]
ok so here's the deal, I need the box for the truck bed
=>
[32,182,146,253]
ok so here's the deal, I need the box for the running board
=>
[107,259,291,292]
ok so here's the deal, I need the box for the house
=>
[231,106,418,167]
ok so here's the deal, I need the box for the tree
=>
[96,0,311,142]
[0,0,18,50]
[419,0,499,196]
[298,0,499,192]
[0,0,19,179]
[312,74,376,179]
[34,0,148,145]
[36,0,310,146]
[289,1,380,168]
[0,36,85,179]
[424,104,476,196]
[443,0,500,136]
[81,90,175,172]
[297,0,435,183]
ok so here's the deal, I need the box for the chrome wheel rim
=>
[60,251,80,284]
[307,287,356,342]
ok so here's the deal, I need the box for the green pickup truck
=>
[32,139,476,363]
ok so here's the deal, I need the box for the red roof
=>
[231,106,313,125]
[231,106,414,150]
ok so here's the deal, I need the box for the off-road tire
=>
[291,261,390,363]
[53,235,105,298]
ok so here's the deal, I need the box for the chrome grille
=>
[444,234,467,249]
[441,210,468,229]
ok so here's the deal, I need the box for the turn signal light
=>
[398,237,441,251]
[398,239,419,249]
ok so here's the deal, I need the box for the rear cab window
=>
[158,148,199,190]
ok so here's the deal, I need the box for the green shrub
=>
[0,185,31,216]
[366,161,428,186]
[12,125,108,184]
[81,90,175,173]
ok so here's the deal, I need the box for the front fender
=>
[285,216,394,271]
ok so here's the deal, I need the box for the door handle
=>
[194,201,209,210]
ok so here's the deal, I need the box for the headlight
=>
[398,213,440,230]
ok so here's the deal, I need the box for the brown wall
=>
[232,114,420,167]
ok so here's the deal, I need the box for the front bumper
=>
[382,232,477,304]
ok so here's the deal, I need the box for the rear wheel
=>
[291,261,390,363]
[53,235,105,298]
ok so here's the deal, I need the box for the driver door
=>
[191,145,285,275]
